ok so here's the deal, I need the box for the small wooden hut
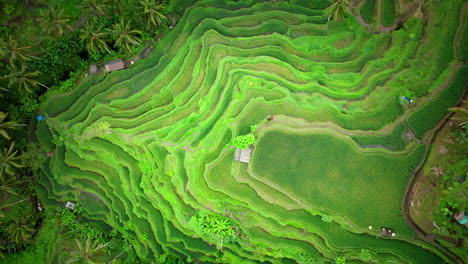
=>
[234,148,252,163]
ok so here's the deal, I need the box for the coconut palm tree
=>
[0,36,39,64]
[80,22,112,55]
[6,215,34,244]
[37,7,72,36]
[0,171,24,197]
[0,244,5,258]
[81,0,111,17]
[109,18,142,52]
[2,64,46,93]
[0,112,18,140]
[65,236,109,264]
[139,0,166,29]
[0,142,25,176]
[326,0,351,21]
[0,197,30,220]
[448,102,468,127]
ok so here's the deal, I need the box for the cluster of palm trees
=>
[0,36,43,95]
[0,0,170,97]
[0,112,36,253]
[326,0,351,21]
[0,0,172,259]
[79,0,168,55]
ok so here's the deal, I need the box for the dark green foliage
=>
[57,205,107,242]
[381,0,394,26]
[450,125,467,144]
[29,31,85,88]
[361,0,375,23]
[433,159,468,239]
[8,95,38,124]
[0,217,59,264]
[3,4,15,15]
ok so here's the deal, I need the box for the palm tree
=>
[80,22,111,55]
[0,171,23,197]
[139,0,166,29]
[448,102,468,127]
[81,0,111,17]
[2,64,45,93]
[0,112,18,140]
[6,215,34,244]
[0,142,25,176]
[109,18,142,52]
[0,244,5,258]
[65,236,109,264]
[0,36,39,64]
[0,197,30,220]
[326,0,351,21]
[37,7,72,36]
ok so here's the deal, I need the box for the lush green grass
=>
[407,66,468,138]
[32,0,467,262]
[381,0,395,26]
[251,129,423,230]
[361,0,375,23]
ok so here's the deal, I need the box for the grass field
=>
[34,0,468,262]
[251,129,423,232]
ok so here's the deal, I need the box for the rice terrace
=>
[1,0,467,263]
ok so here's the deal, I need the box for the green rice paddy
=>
[35,0,467,262]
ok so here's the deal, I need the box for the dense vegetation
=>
[0,0,467,263]
[0,0,181,262]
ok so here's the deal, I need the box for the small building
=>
[89,64,98,74]
[104,59,125,73]
[36,115,45,122]
[65,201,76,211]
[454,212,468,227]
[380,227,395,237]
[234,147,252,163]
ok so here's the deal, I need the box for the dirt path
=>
[401,3,468,262]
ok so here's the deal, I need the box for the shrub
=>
[335,256,346,264]
[232,134,255,149]
[360,249,372,260]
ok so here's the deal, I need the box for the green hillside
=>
[34,0,467,263]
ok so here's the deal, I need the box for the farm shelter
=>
[104,59,125,73]
[234,148,252,163]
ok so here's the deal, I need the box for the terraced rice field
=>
[35,0,468,263]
